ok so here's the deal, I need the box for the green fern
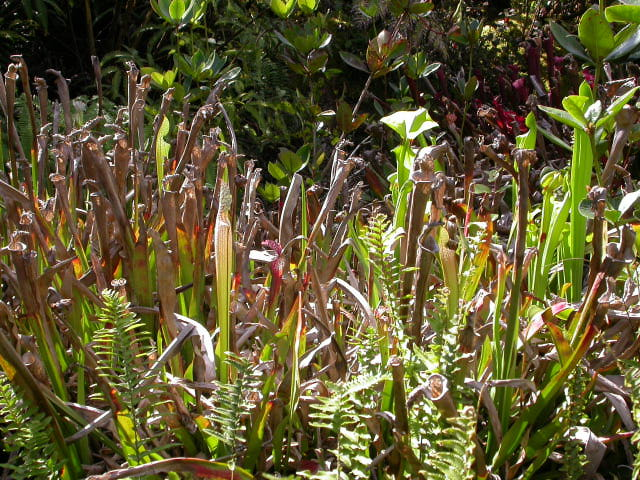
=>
[416,290,468,400]
[363,213,409,325]
[92,288,161,466]
[423,406,476,480]
[204,353,262,464]
[305,373,388,479]
[405,315,475,476]
[352,326,386,377]
[0,374,62,479]
[13,95,33,156]
[560,367,588,479]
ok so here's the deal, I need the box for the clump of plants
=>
[1,1,640,479]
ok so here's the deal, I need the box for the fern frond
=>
[362,213,412,324]
[92,289,165,466]
[204,353,262,463]
[423,406,476,480]
[306,373,388,479]
[93,289,153,393]
[0,373,62,479]
[560,366,588,479]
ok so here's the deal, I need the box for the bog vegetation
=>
[1,0,640,478]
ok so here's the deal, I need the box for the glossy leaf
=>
[380,107,439,140]
[538,105,585,130]
[597,85,640,127]
[549,21,592,63]
[516,112,538,149]
[270,0,296,18]
[606,24,640,60]
[268,162,287,181]
[297,0,319,14]
[168,0,186,22]
[578,7,615,61]
[618,189,640,214]
[562,95,590,126]
[606,4,640,23]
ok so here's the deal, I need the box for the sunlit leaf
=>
[297,0,319,14]
[270,0,296,18]
[606,3,640,23]
[579,7,615,61]
[168,0,186,22]
[380,107,439,140]
[607,24,640,60]
[618,189,640,214]
[538,105,585,130]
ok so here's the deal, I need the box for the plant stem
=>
[495,149,532,440]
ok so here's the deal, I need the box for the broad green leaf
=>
[318,33,332,49]
[579,80,594,100]
[306,49,328,73]
[606,4,640,23]
[297,0,319,14]
[538,105,585,130]
[270,0,296,18]
[420,62,441,78]
[585,100,602,123]
[336,100,367,133]
[473,184,492,194]
[260,183,281,203]
[214,66,241,91]
[152,0,173,22]
[278,148,302,173]
[579,8,615,61]
[578,198,595,219]
[268,162,287,181]
[516,112,538,149]
[380,107,439,140]
[274,30,294,49]
[359,1,379,17]
[597,85,640,127]
[180,0,205,26]
[605,208,622,223]
[168,0,186,22]
[607,24,640,60]
[562,95,589,127]
[150,70,166,87]
[549,21,592,63]
[618,189,640,214]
